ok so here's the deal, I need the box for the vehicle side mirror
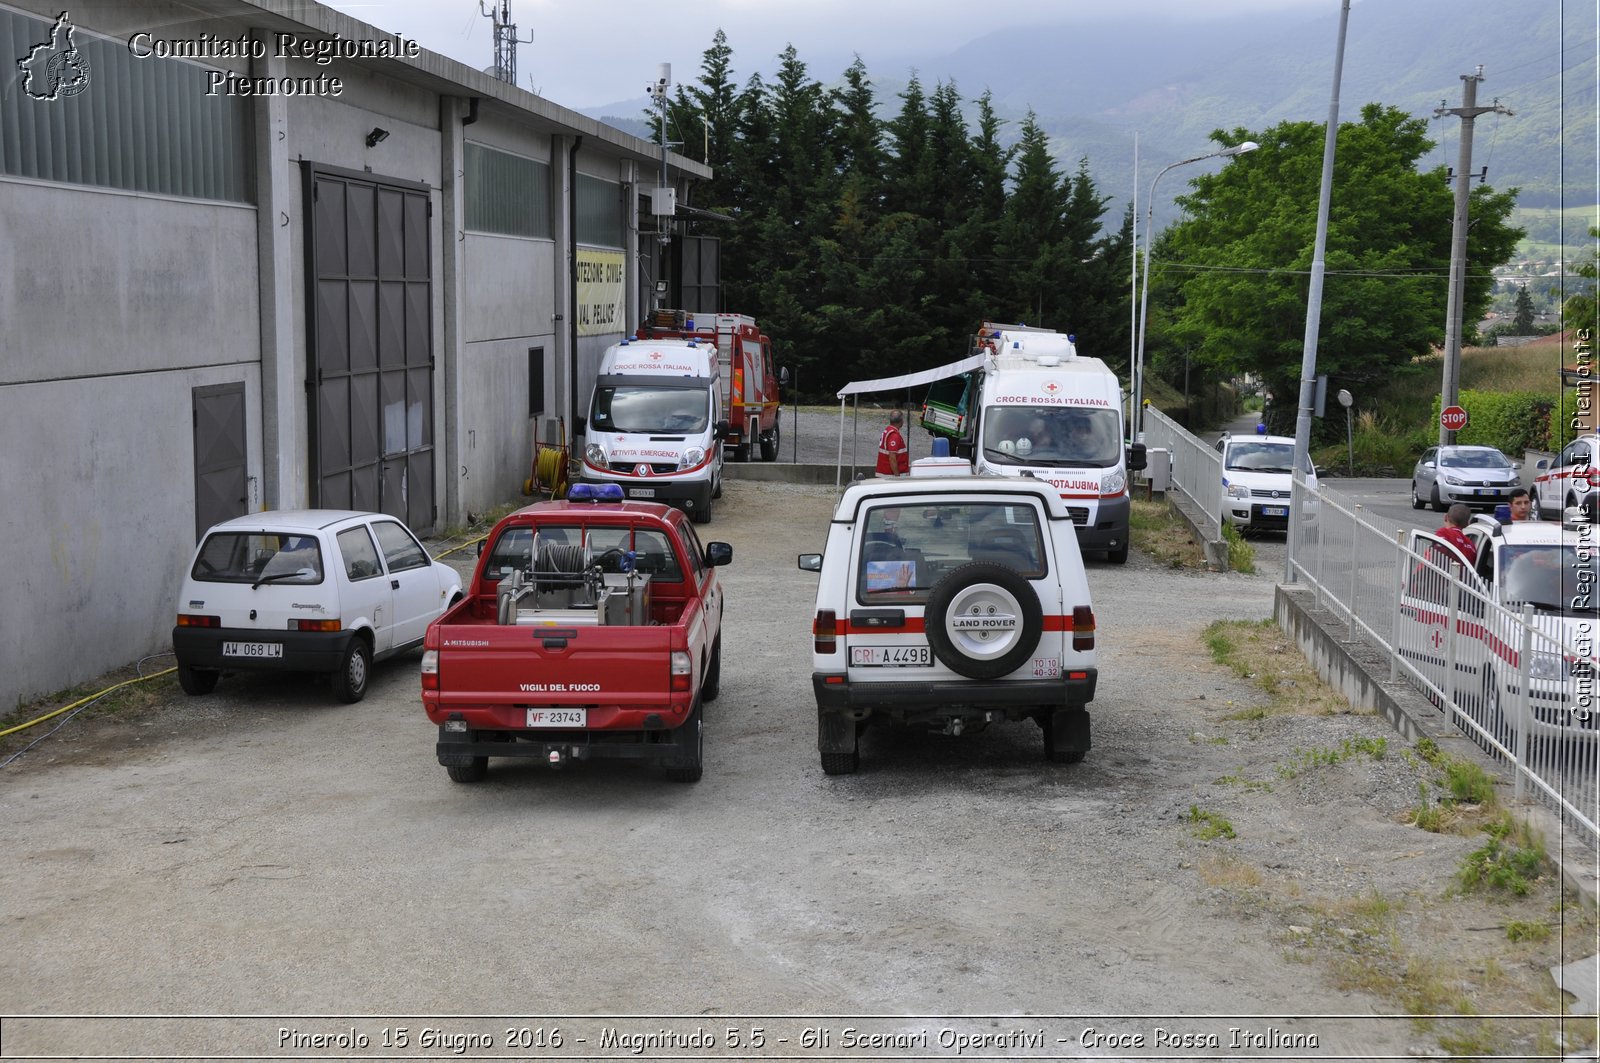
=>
[1126,442,1147,472]
[797,553,822,572]
[780,366,790,386]
[1314,465,1326,478]
[705,541,733,567]
[715,419,730,440]
[476,539,484,557]
[574,415,587,435]
[1535,458,1550,471]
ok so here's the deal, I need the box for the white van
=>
[967,325,1142,564]
[578,336,728,523]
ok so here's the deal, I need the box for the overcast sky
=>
[324,0,1342,110]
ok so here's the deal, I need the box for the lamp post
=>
[1132,141,1259,440]
[1337,388,1354,476]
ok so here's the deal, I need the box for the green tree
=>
[1158,104,1522,433]
[1560,225,1599,338]
[1512,285,1536,332]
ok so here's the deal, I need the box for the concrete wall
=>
[0,185,260,709]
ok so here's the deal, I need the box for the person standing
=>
[1508,487,1532,522]
[1435,503,1478,566]
[877,409,909,476]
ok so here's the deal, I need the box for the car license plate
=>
[222,641,282,658]
[628,488,656,498]
[526,708,586,727]
[851,645,931,667]
[1261,506,1288,517]
[1476,489,1497,497]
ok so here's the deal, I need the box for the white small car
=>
[797,463,1098,775]
[1216,432,1319,532]
[173,510,462,702]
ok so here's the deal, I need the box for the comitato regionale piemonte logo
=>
[18,11,91,101]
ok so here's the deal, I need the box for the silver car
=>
[1411,445,1519,512]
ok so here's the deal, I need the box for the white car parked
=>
[1215,432,1319,533]
[173,510,462,702]
[1531,433,1599,522]
[797,463,1098,774]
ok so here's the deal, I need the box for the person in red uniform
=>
[877,410,909,476]
[1435,503,1477,566]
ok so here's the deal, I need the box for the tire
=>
[333,637,371,703]
[1480,668,1508,747]
[1106,539,1130,565]
[761,420,780,462]
[701,639,721,703]
[1411,482,1426,510]
[445,759,487,784]
[820,750,859,775]
[1530,494,1544,520]
[1430,485,1446,513]
[665,699,703,783]
[923,562,1043,680]
[690,502,713,525]
[733,443,750,463]
[176,663,218,696]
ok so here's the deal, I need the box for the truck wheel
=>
[924,562,1043,680]
[818,711,859,775]
[820,750,859,776]
[177,663,218,696]
[702,639,721,703]
[332,637,371,703]
[1106,539,1130,565]
[1038,708,1090,764]
[445,758,488,784]
[665,699,703,783]
[761,420,780,462]
[691,502,713,525]
[733,442,750,463]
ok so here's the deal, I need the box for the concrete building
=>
[0,0,715,710]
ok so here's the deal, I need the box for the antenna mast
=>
[479,0,531,85]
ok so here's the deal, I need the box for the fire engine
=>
[637,310,783,462]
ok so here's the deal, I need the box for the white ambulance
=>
[578,336,727,523]
[966,324,1143,564]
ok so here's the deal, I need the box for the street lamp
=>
[1132,140,1259,439]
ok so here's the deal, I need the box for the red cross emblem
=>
[1043,382,1060,395]
[649,351,664,360]
[1430,630,1444,650]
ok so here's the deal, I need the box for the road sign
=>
[1440,405,1469,432]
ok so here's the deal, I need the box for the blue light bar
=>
[567,483,596,501]
[595,483,624,501]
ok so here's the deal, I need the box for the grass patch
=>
[1406,739,1501,834]
[1185,805,1237,840]
[1504,919,1552,943]
[1457,814,1547,896]
[1220,521,1256,574]
[1277,736,1388,779]
[1200,619,1354,717]
[0,662,179,761]
[1129,498,1206,568]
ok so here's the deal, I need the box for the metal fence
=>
[1143,407,1222,539]
[1290,477,1598,848]
[1151,408,1597,848]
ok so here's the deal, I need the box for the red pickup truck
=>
[421,485,731,784]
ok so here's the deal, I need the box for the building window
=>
[464,142,551,238]
[575,173,623,249]
[0,9,253,202]
[528,347,545,417]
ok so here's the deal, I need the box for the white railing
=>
[1143,407,1222,539]
[1289,478,1598,847]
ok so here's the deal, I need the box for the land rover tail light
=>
[1072,605,1096,651]
[814,609,837,654]
[420,650,438,691]
[671,650,692,692]
[176,614,219,627]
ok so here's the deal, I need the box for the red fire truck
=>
[638,310,783,462]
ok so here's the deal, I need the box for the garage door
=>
[305,164,435,533]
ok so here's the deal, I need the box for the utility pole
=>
[1435,67,1513,446]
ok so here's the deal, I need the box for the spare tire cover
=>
[923,561,1044,680]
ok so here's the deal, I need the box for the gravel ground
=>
[1,412,1593,1061]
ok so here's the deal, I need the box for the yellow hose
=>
[0,667,175,739]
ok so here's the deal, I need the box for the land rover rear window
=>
[856,501,1046,603]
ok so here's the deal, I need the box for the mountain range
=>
[584,0,1596,250]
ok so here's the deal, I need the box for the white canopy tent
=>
[832,353,989,485]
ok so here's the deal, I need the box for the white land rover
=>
[797,461,1098,775]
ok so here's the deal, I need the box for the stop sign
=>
[1440,405,1469,432]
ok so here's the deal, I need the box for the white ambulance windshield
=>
[591,387,709,434]
[981,407,1121,468]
